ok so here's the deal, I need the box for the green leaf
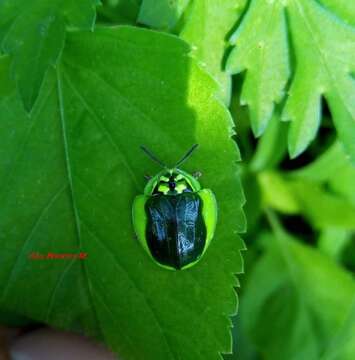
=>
[97,0,142,25]
[226,0,290,135]
[138,0,247,104]
[284,0,355,160]
[321,301,355,360]
[0,309,33,327]
[289,180,355,230]
[289,141,348,183]
[250,110,288,172]
[320,0,355,26]
[179,0,247,104]
[259,170,355,229]
[328,161,355,206]
[138,0,191,30]
[0,55,13,98]
[318,227,352,261]
[227,0,355,162]
[0,0,99,112]
[241,170,262,233]
[258,171,300,214]
[0,26,245,359]
[241,225,355,360]
[290,140,355,206]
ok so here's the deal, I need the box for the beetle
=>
[132,144,217,270]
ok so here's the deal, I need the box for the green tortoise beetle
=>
[132,144,217,270]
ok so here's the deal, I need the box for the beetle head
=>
[144,169,201,195]
[140,145,201,195]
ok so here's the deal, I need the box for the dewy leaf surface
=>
[0,0,99,112]
[226,0,355,162]
[0,26,245,359]
[241,228,355,360]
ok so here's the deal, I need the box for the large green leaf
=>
[241,224,355,360]
[321,301,355,360]
[226,0,355,162]
[319,0,355,26]
[0,26,245,359]
[0,0,99,112]
[138,0,247,104]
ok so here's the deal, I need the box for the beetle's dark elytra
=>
[133,145,217,270]
[145,192,206,270]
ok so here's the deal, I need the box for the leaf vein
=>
[0,183,67,303]
[61,69,141,189]
[81,221,178,360]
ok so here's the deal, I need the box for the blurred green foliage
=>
[0,0,354,359]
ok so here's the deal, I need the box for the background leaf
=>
[138,0,247,104]
[227,0,355,162]
[179,0,247,104]
[0,0,99,112]
[0,26,245,359]
[138,0,190,30]
[226,0,289,135]
[319,0,355,26]
[241,222,355,360]
[97,0,142,25]
[258,170,355,230]
[250,111,288,172]
[1,1,354,358]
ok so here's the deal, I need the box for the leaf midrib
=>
[0,183,68,304]
[61,68,141,190]
[82,221,178,360]
[55,65,105,339]
[56,66,180,360]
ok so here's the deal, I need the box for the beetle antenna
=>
[175,144,199,168]
[140,145,167,168]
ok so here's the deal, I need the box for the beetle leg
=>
[193,171,202,179]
